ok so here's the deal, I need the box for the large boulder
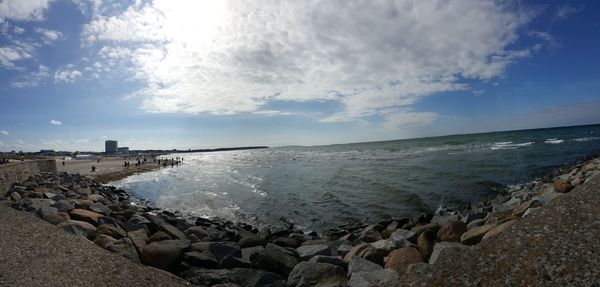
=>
[58,220,97,239]
[416,230,436,261]
[296,244,330,260]
[389,229,417,246]
[185,226,209,240]
[460,224,497,245]
[229,268,285,287]
[42,211,70,225]
[428,242,469,264]
[140,239,191,271]
[347,269,399,287]
[384,247,423,274]
[343,243,386,266]
[184,250,219,268]
[436,221,467,242]
[127,228,148,254]
[410,223,440,236]
[251,243,300,276]
[238,235,265,248]
[69,209,103,226]
[512,200,541,218]
[309,255,346,268]
[96,224,126,239]
[482,219,518,241]
[105,238,140,262]
[287,261,347,287]
[209,242,242,262]
[347,256,381,276]
[553,179,574,193]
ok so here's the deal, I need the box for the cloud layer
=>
[81,0,536,127]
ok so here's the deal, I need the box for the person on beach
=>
[91,165,96,172]
[62,161,65,166]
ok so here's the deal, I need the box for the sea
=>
[111,124,600,232]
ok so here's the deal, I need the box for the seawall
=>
[0,160,57,197]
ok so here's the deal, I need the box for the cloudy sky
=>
[1,0,599,151]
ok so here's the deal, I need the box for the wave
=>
[573,137,599,142]
[490,141,535,150]
[544,138,564,144]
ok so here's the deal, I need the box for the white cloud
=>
[82,0,537,125]
[555,5,582,20]
[383,112,437,129]
[0,0,53,23]
[13,26,25,34]
[49,119,62,125]
[0,46,33,68]
[0,130,9,136]
[10,64,50,88]
[54,67,82,83]
[34,27,62,43]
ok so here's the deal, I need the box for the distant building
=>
[39,149,55,155]
[105,140,118,154]
[117,147,129,154]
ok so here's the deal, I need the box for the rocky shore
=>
[2,155,600,286]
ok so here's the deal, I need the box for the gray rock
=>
[184,250,219,268]
[431,214,459,226]
[389,229,417,247]
[209,242,242,261]
[25,198,55,211]
[9,191,21,201]
[347,255,381,277]
[51,200,74,212]
[522,207,539,218]
[105,238,139,262]
[337,244,353,257]
[369,239,396,255]
[89,202,112,215]
[406,262,431,274]
[185,226,209,239]
[126,228,148,254]
[239,235,266,248]
[287,261,347,287]
[309,255,346,267]
[462,212,486,224]
[58,220,97,239]
[220,253,253,269]
[180,268,233,286]
[96,224,126,239]
[38,206,58,218]
[428,242,470,264]
[242,246,264,261]
[296,244,330,260]
[140,239,191,271]
[466,218,486,229]
[347,269,400,287]
[229,268,285,287]
[251,243,300,276]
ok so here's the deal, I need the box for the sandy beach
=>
[55,157,176,183]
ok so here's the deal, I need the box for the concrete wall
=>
[0,160,57,197]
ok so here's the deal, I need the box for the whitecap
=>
[544,138,564,144]
[491,141,534,150]
[573,137,599,142]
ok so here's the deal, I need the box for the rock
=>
[43,211,70,225]
[148,231,172,242]
[482,219,518,241]
[287,261,347,287]
[242,246,264,261]
[71,199,93,210]
[89,202,112,215]
[185,226,209,239]
[251,243,300,276]
[159,223,187,240]
[180,268,232,286]
[410,223,440,236]
[485,210,513,225]
[347,269,399,287]
[337,244,353,257]
[369,239,396,256]
[309,255,346,268]
[25,198,55,211]
[272,236,300,248]
[428,242,469,264]
[466,218,486,229]
[436,221,467,242]
[462,212,486,224]
[416,230,435,261]
[220,253,253,269]
[347,255,381,276]
[51,200,75,212]
[512,200,541,218]
[553,179,574,193]
[140,239,191,271]
[38,205,57,218]
[296,244,330,260]
[389,229,417,246]
[127,228,148,254]
[209,242,242,262]
[58,220,97,239]
[431,214,459,226]
[69,209,103,226]
[128,213,151,225]
[184,250,219,268]
[460,224,497,245]
[357,226,382,243]
[343,243,386,266]
[94,234,118,248]
[105,238,139,262]
[96,224,126,239]
[522,207,539,218]
[9,191,22,201]
[384,247,423,274]
[86,194,105,202]
[406,262,431,274]
[228,268,285,287]
[238,235,265,248]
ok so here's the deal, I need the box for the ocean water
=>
[111,124,600,231]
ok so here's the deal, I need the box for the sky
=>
[0,0,599,152]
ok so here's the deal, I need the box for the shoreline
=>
[2,153,600,286]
